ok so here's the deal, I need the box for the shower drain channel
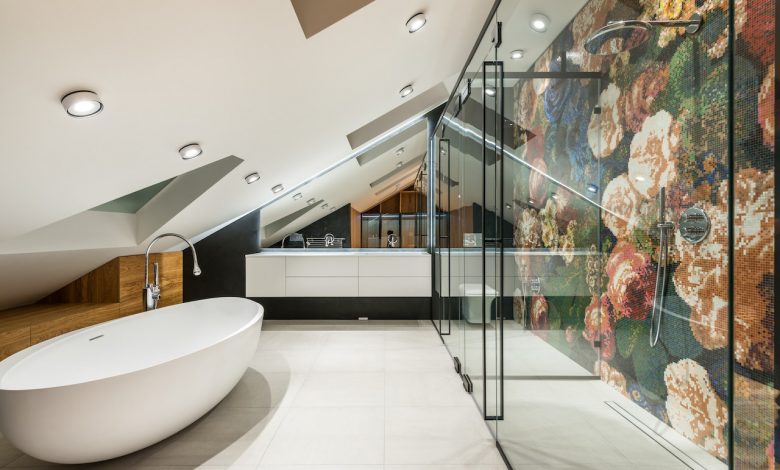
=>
[604,401,707,470]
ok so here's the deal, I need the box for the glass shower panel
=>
[493,0,732,468]
[482,60,503,424]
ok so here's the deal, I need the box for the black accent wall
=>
[183,209,260,301]
[252,297,431,320]
[269,204,353,248]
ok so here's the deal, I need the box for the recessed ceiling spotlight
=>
[510,49,525,60]
[485,86,497,97]
[306,198,316,205]
[272,184,284,193]
[330,207,336,212]
[399,84,414,98]
[396,161,403,168]
[406,12,427,33]
[321,203,329,209]
[244,172,260,184]
[292,193,303,200]
[396,147,405,156]
[505,203,512,210]
[587,183,599,193]
[178,143,202,160]
[61,90,103,117]
[530,13,550,32]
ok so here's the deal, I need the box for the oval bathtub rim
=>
[0,297,263,392]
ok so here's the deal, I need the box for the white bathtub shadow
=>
[0,367,291,469]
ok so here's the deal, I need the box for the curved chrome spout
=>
[143,233,201,311]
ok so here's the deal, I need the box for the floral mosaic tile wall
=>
[511,0,775,466]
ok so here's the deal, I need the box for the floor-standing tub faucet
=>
[143,233,202,311]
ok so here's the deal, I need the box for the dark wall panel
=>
[270,204,353,248]
[183,209,260,301]
[251,297,431,320]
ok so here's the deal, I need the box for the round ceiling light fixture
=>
[406,12,427,33]
[399,84,414,98]
[306,198,316,205]
[485,86,497,97]
[244,172,260,184]
[292,193,303,200]
[530,13,550,32]
[272,184,284,193]
[396,161,403,168]
[321,203,329,209]
[396,147,405,156]
[178,143,202,160]
[61,90,103,117]
[510,49,525,60]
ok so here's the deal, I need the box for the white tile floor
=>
[441,320,727,470]
[0,320,505,470]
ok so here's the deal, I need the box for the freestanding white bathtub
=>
[0,297,263,464]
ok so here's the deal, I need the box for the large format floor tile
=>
[0,321,503,469]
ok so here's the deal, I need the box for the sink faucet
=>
[281,232,305,249]
[143,233,201,311]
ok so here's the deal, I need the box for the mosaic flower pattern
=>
[588,83,623,158]
[530,296,549,338]
[606,241,654,321]
[758,64,774,150]
[515,80,538,131]
[619,64,670,134]
[600,361,628,396]
[733,168,775,372]
[515,208,542,249]
[673,195,729,349]
[528,158,549,207]
[507,0,774,463]
[583,294,616,360]
[665,359,728,459]
[601,174,642,239]
[628,110,681,199]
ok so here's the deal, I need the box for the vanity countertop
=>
[247,249,429,257]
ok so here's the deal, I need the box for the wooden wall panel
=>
[399,191,418,213]
[119,252,182,315]
[40,258,120,304]
[379,194,400,214]
[0,251,183,360]
[30,303,122,344]
[350,207,361,248]
[0,326,30,360]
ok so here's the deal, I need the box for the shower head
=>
[583,13,702,55]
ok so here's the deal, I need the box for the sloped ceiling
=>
[0,0,494,309]
[0,0,586,309]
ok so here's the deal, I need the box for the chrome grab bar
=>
[650,187,674,347]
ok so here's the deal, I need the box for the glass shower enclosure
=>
[429,0,775,468]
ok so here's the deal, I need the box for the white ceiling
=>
[0,0,586,309]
